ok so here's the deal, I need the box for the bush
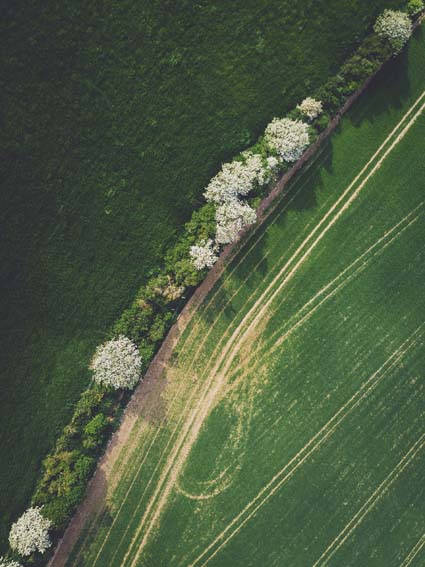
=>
[91,336,142,390]
[0,558,22,567]
[374,10,412,53]
[113,301,154,344]
[82,414,109,450]
[9,507,51,557]
[33,451,95,529]
[406,0,424,16]
[190,239,218,270]
[297,97,323,120]
[264,118,310,162]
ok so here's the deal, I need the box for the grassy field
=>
[60,25,425,567]
[0,0,402,550]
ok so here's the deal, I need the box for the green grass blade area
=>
[1,1,405,551]
[61,26,425,567]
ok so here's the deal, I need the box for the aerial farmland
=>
[1,3,424,567]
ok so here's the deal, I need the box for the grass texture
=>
[62,26,425,567]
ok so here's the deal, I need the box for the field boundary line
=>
[48,53,424,567]
[188,328,423,567]
[124,93,425,567]
[311,435,425,566]
[83,131,332,567]
[400,533,425,567]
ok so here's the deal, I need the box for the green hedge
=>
[13,5,420,564]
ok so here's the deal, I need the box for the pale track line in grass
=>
[188,328,422,567]
[111,89,424,566]
[178,151,330,373]
[176,376,257,501]
[88,152,330,567]
[68,411,162,566]
[221,202,423,399]
[124,93,425,567]
[101,173,329,566]
[176,146,331,368]
[225,202,424,386]
[311,435,425,567]
[263,202,425,357]
[399,533,425,567]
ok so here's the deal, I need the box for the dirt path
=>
[48,48,414,567]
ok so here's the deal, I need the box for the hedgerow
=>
[6,4,422,564]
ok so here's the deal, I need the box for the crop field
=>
[57,25,425,567]
[0,1,401,550]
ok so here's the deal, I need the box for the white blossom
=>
[374,10,412,52]
[266,156,280,171]
[9,507,52,557]
[91,336,142,390]
[215,199,257,244]
[204,153,270,204]
[189,239,218,270]
[264,117,310,162]
[0,558,22,567]
[297,97,323,120]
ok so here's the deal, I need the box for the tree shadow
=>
[348,37,412,130]
[199,141,334,329]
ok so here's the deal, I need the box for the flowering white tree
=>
[204,153,272,204]
[190,239,218,270]
[297,97,323,120]
[264,117,310,162]
[91,336,142,389]
[215,199,257,244]
[266,155,280,172]
[0,558,22,567]
[9,507,52,557]
[374,10,412,52]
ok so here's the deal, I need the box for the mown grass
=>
[0,0,404,550]
[63,25,425,567]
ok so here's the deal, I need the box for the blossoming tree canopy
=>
[374,10,412,53]
[91,336,142,390]
[204,153,272,204]
[215,198,257,245]
[190,239,219,270]
[297,97,323,120]
[0,558,22,567]
[9,507,52,557]
[264,117,310,162]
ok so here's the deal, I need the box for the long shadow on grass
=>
[349,38,411,130]
[201,143,333,329]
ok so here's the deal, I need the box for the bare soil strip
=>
[49,79,425,567]
[80,141,333,567]
[123,95,425,567]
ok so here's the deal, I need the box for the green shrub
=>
[406,0,424,16]
[33,451,96,529]
[112,300,154,344]
[23,13,414,555]
[82,414,109,450]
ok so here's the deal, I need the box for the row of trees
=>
[3,5,421,566]
[189,7,416,271]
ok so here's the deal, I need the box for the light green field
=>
[63,28,425,567]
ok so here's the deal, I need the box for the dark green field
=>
[0,0,403,550]
[59,26,425,567]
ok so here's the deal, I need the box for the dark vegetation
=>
[0,0,406,557]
